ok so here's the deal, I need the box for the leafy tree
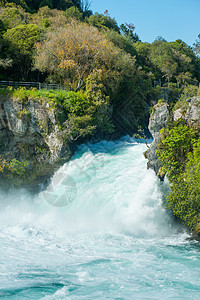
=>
[134,42,152,71]
[0,0,30,12]
[87,13,120,33]
[3,24,41,79]
[150,40,177,86]
[35,20,122,89]
[0,7,28,29]
[0,0,82,12]
[120,23,140,42]
[193,34,200,58]
[106,30,137,57]
[65,6,82,20]
[80,0,92,18]
[53,0,81,11]
[31,6,67,29]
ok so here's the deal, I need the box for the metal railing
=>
[0,81,70,91]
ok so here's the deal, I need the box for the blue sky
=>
[90,0,200,46]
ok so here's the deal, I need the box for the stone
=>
[145,103,169,177]
[0,97,73,191]
[173,97,200,125]
[146,97,200,179]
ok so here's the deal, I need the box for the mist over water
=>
[0,137,200,299]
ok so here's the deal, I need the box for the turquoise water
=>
[0,137,200,299]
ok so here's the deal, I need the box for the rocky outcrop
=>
[145,97,200,178]
[0,97,73,190]
[174,96,200,125]
[145,103,169,178]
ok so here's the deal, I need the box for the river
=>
[0,137,200,299]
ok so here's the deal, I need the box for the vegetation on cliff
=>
[0,86,114,187]
[157,116,200,233]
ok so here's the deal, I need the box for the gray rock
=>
[145,97,200,179]
[0,97,72,190]
[174,97,200,125]
[174,108,183,121]
[145,103,169,177]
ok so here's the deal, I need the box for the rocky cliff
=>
[145,103,169,178]
[145,97,200,178]
[0,95,74,190]
[174,96,200,125]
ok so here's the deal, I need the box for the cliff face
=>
[145,103,169,178]
[174,96,200,125]
[0,97,73,190]
[145,97,200,178]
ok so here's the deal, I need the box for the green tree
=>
[53,0,81,10]
[87,13,120,33]
[157,123,198,181]
[150,40,177,87]
[120,23,140,42]
[193,34,200,58]
[65,6,82,20]
[0,7,28,29]
[3,24,41,79]
[161,135,200,232]
[106,30,137,57]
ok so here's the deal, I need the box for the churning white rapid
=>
[0,137,200,300]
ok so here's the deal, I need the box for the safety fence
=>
[0,81,70,90]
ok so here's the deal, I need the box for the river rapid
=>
[0,137,200,299]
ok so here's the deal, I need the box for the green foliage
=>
[173,98,189,114]
[0,0,199,107]
[135,38,200,98]
[193,34,200,58]
[9,158,29,176]
[3,24,41,79]
[41,17,51,28]
[179,84,199,101]
[157,123,199,180]
[0,156,29,178]
[87,13,120,33]
[0,7,27,29]
[65,6,82,20]
[157,122,200,232]
[120,23,140,42]
[134,42,151,71]
[5,87,114,140]
[165,138,200,231]
[4,24,40,55]
[0,0,82,12]
[16,107,31,119]
[106,30,137,57]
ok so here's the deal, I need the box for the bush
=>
[157,121,200,232]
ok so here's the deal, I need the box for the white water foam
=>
[1,138,196,300]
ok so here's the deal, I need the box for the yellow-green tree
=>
[34,20,126,90]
